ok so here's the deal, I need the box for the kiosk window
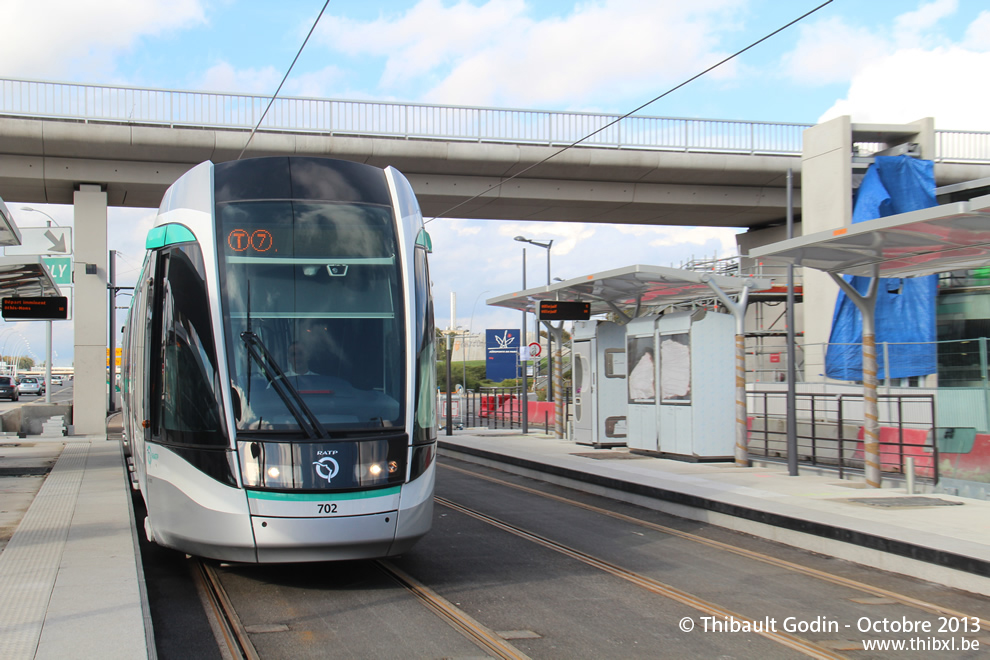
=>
[659,332,691,403]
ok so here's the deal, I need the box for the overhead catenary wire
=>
[424,0,834,224]
[237,0,332,160]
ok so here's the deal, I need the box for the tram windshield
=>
[218,200,405,435]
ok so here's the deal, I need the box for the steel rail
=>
[436,495,846,660]
[441,461,990,630]
[375,560,531,660]
[192,560,261,660]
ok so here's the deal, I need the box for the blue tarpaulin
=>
[824,156,938,381]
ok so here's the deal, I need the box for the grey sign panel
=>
[749,193,990,278]
[4,227,72,256]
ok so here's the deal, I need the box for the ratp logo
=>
[313,456,340,482]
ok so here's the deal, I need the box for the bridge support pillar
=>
[72,185,108,435]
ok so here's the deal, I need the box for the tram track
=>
[440,461,990,631]
[375,560,532,660]
[436,495,845,660]
[193,560,261,660]
[193,553,531,659]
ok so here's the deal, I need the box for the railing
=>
[438,385,575,432]
[3,77,989,162]
[748,390,938,482]
[0,77,809,154]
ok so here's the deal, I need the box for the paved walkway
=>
[0,431,150,660]
[0,423,988,659]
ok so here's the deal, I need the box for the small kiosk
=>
[572,320,627,447]
[488,265,772,453]
[626,309,735,459]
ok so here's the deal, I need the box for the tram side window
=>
[156,245,227,446]
[413,245,436,444]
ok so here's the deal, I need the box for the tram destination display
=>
[538,300,591,321]
[2,296,68,320]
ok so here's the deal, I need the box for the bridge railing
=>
[2,77,989,162]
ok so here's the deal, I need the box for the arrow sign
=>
[5,227,72,256]
[44,229,66,252]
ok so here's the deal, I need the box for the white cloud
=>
[0,0,206,80]
[780,17,891,85]
[316,0,743,108]
[893,0,958,47]
[780,0,966,86]
[647,226,741,259]
[494,221,597,257]
[962,10,990,50]
[819,47,990,130]
[197,62,283,95]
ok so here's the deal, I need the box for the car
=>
[0,376,18,401]
[17,377,44,397]
[51,376,63,385]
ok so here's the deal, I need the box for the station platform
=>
[1,424,988,659]
[0,421,150,660]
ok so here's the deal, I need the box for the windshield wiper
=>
[240,331,327,439]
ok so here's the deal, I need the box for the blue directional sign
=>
[486,329,520,382]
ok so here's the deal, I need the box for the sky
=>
[2,0,990,367]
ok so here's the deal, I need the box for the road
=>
[0,379,73,414]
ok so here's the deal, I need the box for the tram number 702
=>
[317,503,339,515]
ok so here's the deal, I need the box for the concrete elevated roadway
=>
[0,115,810,228]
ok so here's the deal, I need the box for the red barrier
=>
[479,394,516,418]
[493,399,556,425]
[854,427,934,477]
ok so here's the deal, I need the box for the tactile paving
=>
[0,443,87,660]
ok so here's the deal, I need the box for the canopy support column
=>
[828,269,881,488]
[543,321,566,439]
[703,278,753,467]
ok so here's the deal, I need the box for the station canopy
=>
[748,193,990,278]
[0,256,61,298]
[487,264,774,317]
[0,197,22,247]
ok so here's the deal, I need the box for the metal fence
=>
[438,386,573,432]
[4,77,990,162]
[748,390,938,481]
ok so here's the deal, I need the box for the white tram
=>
[120,157,437,562]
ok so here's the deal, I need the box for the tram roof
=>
[749,193,990,278]
[0,256,61,298]
[486,264,774,316]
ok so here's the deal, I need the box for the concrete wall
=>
[1,403,71,435]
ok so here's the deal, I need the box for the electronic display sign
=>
[2,296,68,320]
[538,300,590,321]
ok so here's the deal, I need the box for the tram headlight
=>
[369,463,382,477]
[267,466,281,479]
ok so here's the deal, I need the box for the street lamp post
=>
[21,207,60,404]
[514,236,553,401]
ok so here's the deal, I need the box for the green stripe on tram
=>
[247,486,401,502]
[146,223,196,249]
